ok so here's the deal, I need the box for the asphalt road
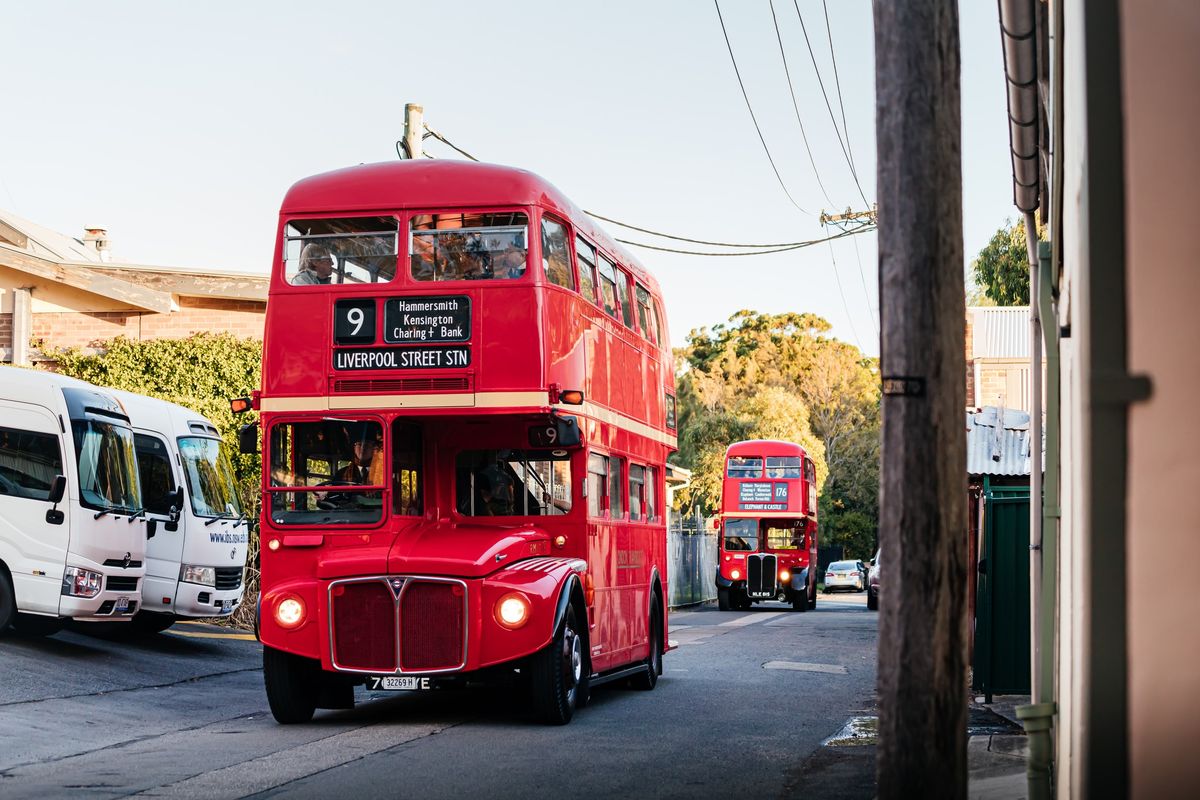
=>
[0,592,877,799]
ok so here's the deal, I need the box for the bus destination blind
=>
[738,481,789,511]
[384,296,471,343]
[333,345,471,371]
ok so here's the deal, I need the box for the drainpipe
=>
[999,0,1054,796]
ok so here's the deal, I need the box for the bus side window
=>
[635,284,656,344]
[653,298,667,349]
[541,216,574,289]
[587,453,608,517]
[392,421,422,516]
[576,237,598,304]
[614,267,635,329]
[597,255,620,319]
[133,433,176,515]
[645,466,657,521]
[628,464,645,521]
[608,455,625,519]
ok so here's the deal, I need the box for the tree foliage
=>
[970,218,1046,306]
[674,311,880,558]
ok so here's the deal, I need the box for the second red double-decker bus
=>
[246,160,676,725]
[715,440,819,612]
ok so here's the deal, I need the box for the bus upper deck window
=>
[410,211,528,282]
[765,456,801,478]
[597,255,620,319]
[284,216,398,285]
[576,237,598,304]
[541,217,574,289]
[636,284,656,344]
[726,456,763,478]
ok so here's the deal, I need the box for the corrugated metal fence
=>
[667,510,718,608]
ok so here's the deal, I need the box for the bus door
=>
[0,400,70,615]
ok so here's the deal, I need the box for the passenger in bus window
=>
[494,243,527,279]
[293,243,335,285]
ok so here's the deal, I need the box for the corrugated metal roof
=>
[970,306,1030,359]
[967,406,1041,476]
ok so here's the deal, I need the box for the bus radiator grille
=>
[747,554,778,597]
[332,580,397,672]
[400,582,465,671]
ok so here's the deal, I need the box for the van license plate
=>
[115,596,130,613]
[367,676,431,691]
[220,600,232,613]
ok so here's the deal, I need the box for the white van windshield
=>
[72,420,141,513]
[178,437,241,518]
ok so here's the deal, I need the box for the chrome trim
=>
[327,574,469,675]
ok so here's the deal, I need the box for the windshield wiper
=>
[204,516,223,526]
[93,508,112,520]
[127,508,146,523]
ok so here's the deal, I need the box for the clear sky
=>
[0,1,1014,357]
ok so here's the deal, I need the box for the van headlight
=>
[180,565,216,587]
[61,566,103,598]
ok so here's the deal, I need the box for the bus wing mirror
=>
[47,474,66,505]
[239,422,259,455]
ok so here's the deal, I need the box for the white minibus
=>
[112,391,248,633]
[0,367,148,635]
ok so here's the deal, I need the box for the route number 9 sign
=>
[334,298,376,345]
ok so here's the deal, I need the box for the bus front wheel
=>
[530,605,584,725]
[263,646,318,724]
[717,588,731,611]
[630,598,662,691]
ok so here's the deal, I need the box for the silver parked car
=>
[867,549,881,610]
[823,560,867,593]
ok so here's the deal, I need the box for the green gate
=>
[973,481,1031,697]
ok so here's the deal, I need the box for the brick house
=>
[965,306,1045,413]
[0,209,266,364]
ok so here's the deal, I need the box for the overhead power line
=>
[584,210,828,249]
[422,125,480,161]
[822,0,860,176]
[769,0,835,208]
[826,237,864,350]
[714,0,813,217]
[615,223,875,257]
[792,0,870,208]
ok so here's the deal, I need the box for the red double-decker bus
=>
[246,160,676,725]
[715,440,818,612]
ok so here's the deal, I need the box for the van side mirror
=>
[239,422,259,455]
[168,486,185,524]
[48,475,66,505]
[45,474,66,525]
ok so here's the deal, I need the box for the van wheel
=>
[263,646,318,724]
[12,613,66,637]
[131,612,175,634]
[0,570,16,633]
[530,605,583,724]
[717,588,731,611]
[630,599,662,691]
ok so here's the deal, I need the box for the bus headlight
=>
[275,595,306,629]
[780,569,791,582]
[61,566,103,598]
[494,592,531,630]
[180,565,216,587]
[731,569,741,580]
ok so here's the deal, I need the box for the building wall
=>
[965,311,975,406]
[30,296,264,351]
[1120,1,1200,795]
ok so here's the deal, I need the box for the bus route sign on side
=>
[384,296,471,343]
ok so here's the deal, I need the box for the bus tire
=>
[12,613,65,636]
[530,605,583,725]
[263,645,318,724]
[131,611,175,635]
[791,590,807,613]
[735,591,752,611]
[630,599,662,691]
[0,568,16,633]
[717,588,731,611]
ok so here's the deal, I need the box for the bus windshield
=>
[72,420,141,513]
[723,518,758,551]
[764,522,804,550]
[179,437,241,518]
[268,419,384,526]
[456,449,571,517]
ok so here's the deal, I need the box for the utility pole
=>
[820,206,878,229]
[874,1,968,798]
[402,103,424,160]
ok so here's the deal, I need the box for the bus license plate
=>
[368,676,432,691]
[115,596,130,613]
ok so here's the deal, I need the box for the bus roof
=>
[279,160,662,296]
[725,439,809,458]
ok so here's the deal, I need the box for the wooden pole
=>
[874,1,968,797]
[403,103,424,160]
